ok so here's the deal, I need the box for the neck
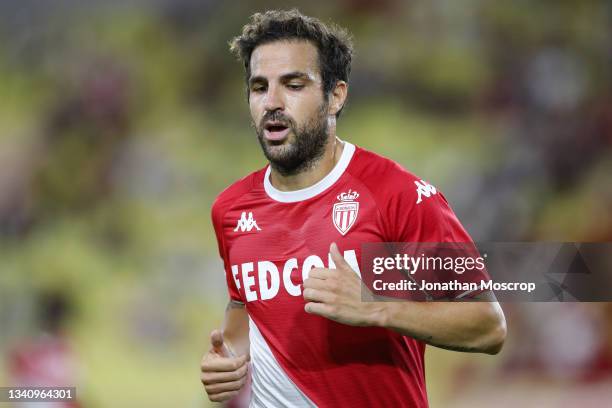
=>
[269,135,345,192]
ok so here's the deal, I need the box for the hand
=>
[303,242,384,327]
[200,329,249,402]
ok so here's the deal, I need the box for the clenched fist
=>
[200,329,249,402]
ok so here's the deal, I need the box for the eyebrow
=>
[249,71,313,86]
[280,71,311,81]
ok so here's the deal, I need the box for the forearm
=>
[376,297,506,354]
[222,300,250,357]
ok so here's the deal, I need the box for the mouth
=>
[263,122,291,142]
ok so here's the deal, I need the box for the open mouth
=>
[263,122,291,142]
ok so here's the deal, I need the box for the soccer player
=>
[200,9,506,407]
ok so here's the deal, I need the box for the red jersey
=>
[212,142,479,407]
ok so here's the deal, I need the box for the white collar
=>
[263,141,355,203]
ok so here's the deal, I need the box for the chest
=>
[223,189,384,304]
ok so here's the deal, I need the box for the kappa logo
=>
[234,212,261,232]
[415,180,437,204]
[333,190,359,236]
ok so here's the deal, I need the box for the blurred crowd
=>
[0,1,611,406]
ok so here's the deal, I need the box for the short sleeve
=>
[385,178,489,299]
[211,201,243,303]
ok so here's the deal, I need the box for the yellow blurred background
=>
[1,1,611,406]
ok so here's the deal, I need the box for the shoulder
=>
[347,145,433,204]
[347,145,468,241]
[211,167,266,220]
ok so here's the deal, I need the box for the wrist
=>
[369,302,391,328]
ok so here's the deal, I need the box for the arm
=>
[200,300,250,402]
[304,243,506,355]
[206,200,251,400]
[221,300,250,357]
[379,291,506,354]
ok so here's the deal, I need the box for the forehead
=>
[249,40,320,80]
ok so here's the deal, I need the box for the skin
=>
[248,40,348,190]
[201,39,506,403]
[200,302,249,402]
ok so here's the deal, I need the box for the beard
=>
[254,103,329,176]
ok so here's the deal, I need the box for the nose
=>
[263,84,285,112]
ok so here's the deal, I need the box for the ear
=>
[327,81,348,116]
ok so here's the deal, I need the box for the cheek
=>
[249,98,262,122]
[288,94,323,120]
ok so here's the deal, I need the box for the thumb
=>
[210,329,226,355]
[329,242,349,269]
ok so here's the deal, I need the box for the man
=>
[201,9,506,407]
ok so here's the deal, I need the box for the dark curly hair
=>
[229,9,353,117]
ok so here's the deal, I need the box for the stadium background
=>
[0,0,611,406]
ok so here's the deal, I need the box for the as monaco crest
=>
[333,190,359,236]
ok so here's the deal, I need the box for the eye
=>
[287,83,304,90]
[251,84,266,93]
